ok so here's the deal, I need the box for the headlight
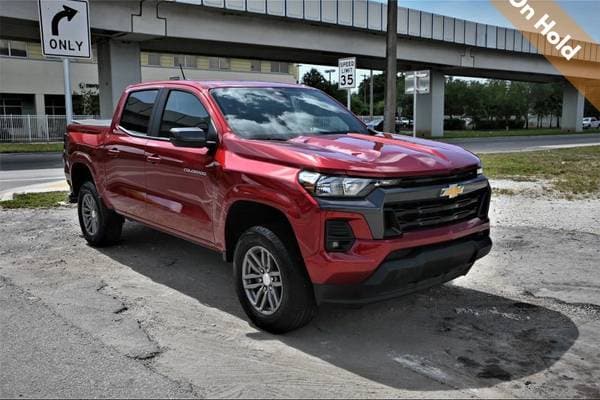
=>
[298,171,375,197]
[477,166,483,175]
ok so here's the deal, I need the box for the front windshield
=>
[210,87,369,140]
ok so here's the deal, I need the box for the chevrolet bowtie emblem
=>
[441,184,464,199]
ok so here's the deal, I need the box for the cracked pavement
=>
[0,192,599,398]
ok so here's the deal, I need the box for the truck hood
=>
[225,133,480,177]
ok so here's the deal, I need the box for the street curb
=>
[0,180,69,201]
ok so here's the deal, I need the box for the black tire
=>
[233,226,317,334]
[77,181,123,247]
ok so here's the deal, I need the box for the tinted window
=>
[159,90,210,138]
[120,90,158,135]
[210,87,368,140]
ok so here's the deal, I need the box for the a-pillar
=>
[97,40,141,119]
[561,82,584,132]
[415,70,445,137]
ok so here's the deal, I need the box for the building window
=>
[147,53,161,66]
[271,62,289,74]
[219,58,230,70]
[0,97,24,115]
[250,60,261,72]
[186,55,197,68]
[208,57,230,70]
[174,55,197,68]
[0,40,28,58]
[174,55,185,67]
[44,95,66,116]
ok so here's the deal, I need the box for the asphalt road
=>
[1,191,599,398]
[443,132,600,153]
[0,152,64,194]
[0,152,62,171]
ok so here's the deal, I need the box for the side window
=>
[120,90,158,135]
[159,90,210,138]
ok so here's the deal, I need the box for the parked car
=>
[583,117,600,129]
[399,117,412,128]
[65,81,492,333]
[369,117,409,132]
[365,117,383,131]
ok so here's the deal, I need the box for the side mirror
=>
[169,127,216,150]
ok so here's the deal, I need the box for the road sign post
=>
[338,57,356,111]
[38,0,91,124]
[405,70,431,137]
[63,59,73,123]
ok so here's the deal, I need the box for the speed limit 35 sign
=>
[338,57,356,89]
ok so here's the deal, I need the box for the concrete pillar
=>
[97,40,141,119]
[561,83,584,132]
[415,70,445,137]
[34,93,45,115]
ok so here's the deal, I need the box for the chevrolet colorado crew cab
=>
[65,81,492,333]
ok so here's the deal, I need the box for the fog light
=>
[325,220,355,252]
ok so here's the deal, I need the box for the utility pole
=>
[383,0,398,133]
[325,69,336,84]
[369,69,374,120]
[362,74,368,106]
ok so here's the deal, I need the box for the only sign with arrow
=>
[51,5,78,36]
[38,0,91,59]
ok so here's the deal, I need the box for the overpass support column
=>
[97,40,141,119]
[561,83,584,132]
[415,70,445,137]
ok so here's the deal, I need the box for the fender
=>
[214,177,322,262]
[68,151,108,204]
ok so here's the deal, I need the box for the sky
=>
[298,0,600,85]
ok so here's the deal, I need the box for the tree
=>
[73,83,99,116]
[301,68,346,104]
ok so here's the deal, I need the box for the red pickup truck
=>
[65,81,491,333]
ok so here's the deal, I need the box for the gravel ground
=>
[0,189,599,398]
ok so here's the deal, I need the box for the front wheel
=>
[233,226,317,334]
[77,181,124,247]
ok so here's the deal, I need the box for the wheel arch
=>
[70,162,95,199]
[224,200,301,264]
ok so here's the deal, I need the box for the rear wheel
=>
[233,226,317,334]
[77,181,123,247]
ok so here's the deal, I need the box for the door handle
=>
[146,154,161,164]
[107,148,120,157]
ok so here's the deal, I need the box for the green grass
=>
[0,191,69,209]
[437,128,600,139]
[0,143,63,153]
[480,146,600,197]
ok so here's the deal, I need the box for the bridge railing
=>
[0,115,96,143]
[174,0,599,63]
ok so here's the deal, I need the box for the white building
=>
[0,38,299,117]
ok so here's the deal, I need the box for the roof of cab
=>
[127,80,305,90]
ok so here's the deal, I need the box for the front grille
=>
[384,187,490,237]
[387,169,478,188]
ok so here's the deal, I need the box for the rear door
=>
[144,88,218,245]
[103,89,158,218]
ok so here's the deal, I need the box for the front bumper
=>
[314,230,491,304]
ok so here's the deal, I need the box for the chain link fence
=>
[0,115,96,143]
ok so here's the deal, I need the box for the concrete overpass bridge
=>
[1,0,598,134]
